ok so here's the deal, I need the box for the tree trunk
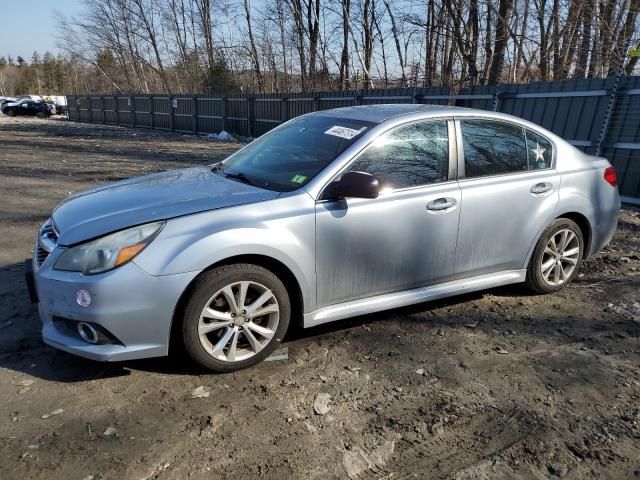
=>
[515,0,530,81]
[361,0,375,89]
[382,0,405,85]
[609,0,640,76]
[339,0,350,90]
[288,0,307,91]
[488,0,513,84]
[243,0,264,92]
[483,0,494,82]
[575,4,592,78]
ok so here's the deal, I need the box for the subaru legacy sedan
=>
[27,105,620,371]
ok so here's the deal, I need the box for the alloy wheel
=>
[540,228,580,286]
[197,280,280,362]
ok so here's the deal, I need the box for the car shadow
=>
[0,262,132,382]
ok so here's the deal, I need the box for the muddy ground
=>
[0,115,639,480]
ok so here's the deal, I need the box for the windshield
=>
[219,115,374,191]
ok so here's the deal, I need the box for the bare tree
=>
[242,0,264,91]
[37,0,638,96]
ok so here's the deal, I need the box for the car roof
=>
[307,104,471,123]
[305,104,562,139]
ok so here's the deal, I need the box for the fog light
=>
[77,322,99,344]
[76,289,91,307]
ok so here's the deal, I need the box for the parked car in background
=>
[2,95,44,108]
[1,97,17,106]
[27,105,621,372]
[2,100,51,117]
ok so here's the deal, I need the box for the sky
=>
[0,0,84,60]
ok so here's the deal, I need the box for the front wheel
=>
[181,264,290,372]
[525,218,584,294]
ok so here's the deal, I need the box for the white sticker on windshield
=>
[324,125,363,139]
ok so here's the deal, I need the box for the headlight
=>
[54,221,165,275]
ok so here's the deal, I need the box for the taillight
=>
[603,166,617,187]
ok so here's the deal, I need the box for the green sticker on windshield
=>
[290,174,308,184]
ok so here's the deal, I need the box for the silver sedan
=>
[28,105,621,371]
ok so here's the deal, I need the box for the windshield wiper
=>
[224,170,272,190]
[224,171,253,185]
[211,162,273,190]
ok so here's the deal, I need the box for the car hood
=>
[52,166,280,245]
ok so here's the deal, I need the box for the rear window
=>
[525,129,553,170]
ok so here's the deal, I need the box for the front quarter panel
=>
[133,193,317,312]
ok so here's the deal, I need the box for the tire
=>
[525,218,584,294]
[36,112,46,118]
[6,110,15,117]
[181,263,291,372]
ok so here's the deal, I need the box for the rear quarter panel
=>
[554,146,620,257]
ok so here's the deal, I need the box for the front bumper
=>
[33,257,198,362]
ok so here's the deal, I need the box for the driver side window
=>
[344,120,449,190]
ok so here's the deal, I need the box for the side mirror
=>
[323,171,380,200]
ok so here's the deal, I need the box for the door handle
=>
[427,198,457,212]
[530,182,553,195]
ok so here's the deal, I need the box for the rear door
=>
[453,118,559,277]
[315,118,461,308]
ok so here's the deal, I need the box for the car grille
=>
[36,244,49,265]
[36,220,59,267]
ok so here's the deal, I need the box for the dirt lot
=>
[0,115,639,480]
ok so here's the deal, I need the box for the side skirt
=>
[304,269,526,328]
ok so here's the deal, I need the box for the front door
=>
[315,118,461,308]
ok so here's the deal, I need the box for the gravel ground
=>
[0,115,639,480]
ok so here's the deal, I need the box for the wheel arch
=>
[524,209,594,268]
[169,254,305,354]
[555,211,592,256]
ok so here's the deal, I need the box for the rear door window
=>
[461,119,528,178]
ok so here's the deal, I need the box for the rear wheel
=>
[525,218,584,293]
[6,110,15,117]
[181,264,290,372]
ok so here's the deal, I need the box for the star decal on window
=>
[532,142,546,162]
